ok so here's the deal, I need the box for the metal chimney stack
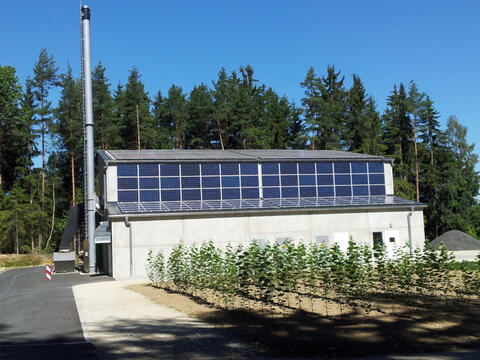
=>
[81,5,96,273]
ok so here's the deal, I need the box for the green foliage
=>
[148,239,480,315]
[1,56,480,256]
[301,66,347,150]
[92,62,122,150]
[146,249,165,287]
[0,65,24,190]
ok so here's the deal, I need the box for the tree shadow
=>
[83,317,260,360]
[155,287,480,358]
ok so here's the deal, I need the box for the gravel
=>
[430,230,480,251]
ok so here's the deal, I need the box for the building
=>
[95,149,426,279]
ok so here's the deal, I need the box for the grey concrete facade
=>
[109,208,425,279]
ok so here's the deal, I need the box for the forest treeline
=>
[0,49,478,253]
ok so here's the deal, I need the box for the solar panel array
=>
[117,161,386,203]
[117,195,418,214]
[113,160,403,214]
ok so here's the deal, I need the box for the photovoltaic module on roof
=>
[116,160,387,203]
[115,196,420,214]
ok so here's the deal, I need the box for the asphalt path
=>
[0,266,111,360]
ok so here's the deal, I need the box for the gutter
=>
[124,216,133,276]
[407,206,414,256]
[103,159,110,213]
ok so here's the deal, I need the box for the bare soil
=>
[130,283,480,358]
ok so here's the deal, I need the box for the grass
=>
[0,254,51,269]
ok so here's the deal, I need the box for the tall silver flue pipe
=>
[81,5,96,273]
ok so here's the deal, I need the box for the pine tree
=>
[429,116,480,238]
[383,83,414,198]
[287,102,305,149]
[407,81,425,201]
[0,185,29,254]
[186,84,215,149]
[54,64,83,206]
[300,66,322,149]
[212,68,233,149]
[345,74,368,152]
[121,67,153,149]
[301,66,347,150]
[232,65,264,149]
[113,83,126,149]
[164,85,188,149]
[418,96,441,167]
[363,97,384,155]
[92,62,122,150]
[0,65,22,191]
[31,48,58,217]
[416,97,446,239]
[19,78,40,253]
[152,91,173,148]
[17,78,38,183]
[260,88,291,149]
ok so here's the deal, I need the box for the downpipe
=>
[407,206,414,256]
[124,216,133,276]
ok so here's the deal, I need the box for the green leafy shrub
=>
[146,238,479,314]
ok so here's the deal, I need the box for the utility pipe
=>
[407,206,414,256]
[124,216,133,276]
[81,5,96,273]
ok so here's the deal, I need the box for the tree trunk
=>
[136,104,141,150]
[45,182,55,250]
[101,112,105,150]
[29,172,34,254]
[71,155,76,206]
[215,112,225,150]
[70,128,76,207]
[0,145,2,190]
[37,219,43,249]
[41,117,45,211]
[175,116,179,149]
[414,121,420,202]
[15,209,19,255]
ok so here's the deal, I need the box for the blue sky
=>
[2,0,479,164]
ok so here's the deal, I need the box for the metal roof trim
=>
[108,203,426,220]
[97,149,394,163]
[106,200,426,219]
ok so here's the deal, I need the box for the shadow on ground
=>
[135,285,480,359]
[85,318,257,360]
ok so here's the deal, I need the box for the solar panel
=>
[116,195,420,214]
[117,160,387,205]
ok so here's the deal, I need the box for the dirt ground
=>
[130,283,480,358]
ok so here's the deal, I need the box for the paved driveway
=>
[0,267,110,360]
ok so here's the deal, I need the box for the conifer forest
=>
[0,48,479,253]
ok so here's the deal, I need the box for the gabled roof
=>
[98,149,393,163]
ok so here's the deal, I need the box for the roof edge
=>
[106,202,426,219]
[97,149,394,163]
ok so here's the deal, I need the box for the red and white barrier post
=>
[46,263,52,281]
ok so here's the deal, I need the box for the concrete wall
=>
[106,165,117,202]
[384,163,394,195]
[448,250,480,262]
[110,208,425,279]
